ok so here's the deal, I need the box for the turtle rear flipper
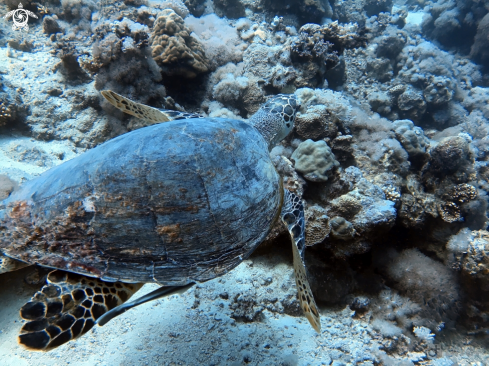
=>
[18,270,142,351]
[0,254,29,274]
[281,190,321,333]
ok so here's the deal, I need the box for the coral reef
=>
[1,0,489,363]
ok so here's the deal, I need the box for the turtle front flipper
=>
[0,253,29,274]
[18,270,143,351]
[281,189,321,333]
[101,90,172,124]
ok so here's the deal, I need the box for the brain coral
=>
[150,9,209,78]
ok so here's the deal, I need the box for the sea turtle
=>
[0,91,320,351]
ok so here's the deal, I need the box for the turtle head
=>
[249,94,300,149]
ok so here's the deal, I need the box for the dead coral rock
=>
[397,88,426,121]
[364,0,393,17]
[259,0,333,24]
[376,34,407,60]
[366,57,393,82]
[42,16,61,35]
[184,0,206,17]
[445,183,478,204]
[304,205,330,246]
[295,105,338,140]
[52,41,90,83]
[230,293,263,322]
[150,9,209,78]
[399,194,437,227]
[470,13,489,67]
[398,175,439,227]
[7,39,34,52]
[330,216,356,240]
[291,21,365,87]
[423,75,454,106]
[439,201,462,223]
[331,134,354,162]
[213,0,246,18]
[428,136,471,176]
[463,230,489,280]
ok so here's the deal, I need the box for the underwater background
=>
[1,0,489,364]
